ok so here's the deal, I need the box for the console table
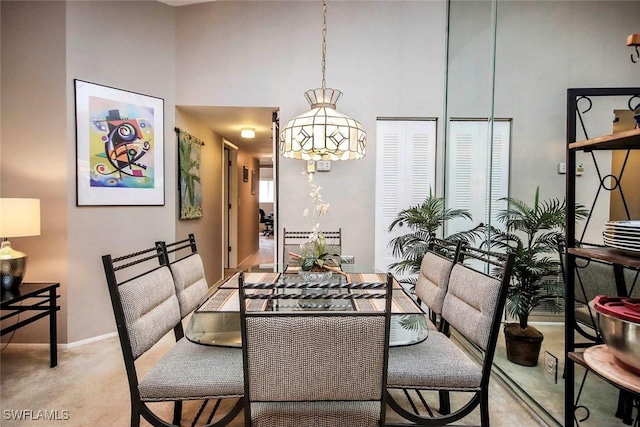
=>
[1,282,60,367]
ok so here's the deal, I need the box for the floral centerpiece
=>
[289,172,343,278]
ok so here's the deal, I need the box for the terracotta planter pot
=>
[503,323,544,367]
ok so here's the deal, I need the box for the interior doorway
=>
[176,105,278,272]
[223,140,239,269]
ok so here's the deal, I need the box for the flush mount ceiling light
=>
[241,128,256,139]
[279,0,366,161]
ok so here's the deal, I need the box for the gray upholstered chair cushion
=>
[170,254,209,317]
[387,332,482,391]
[118,266,181,359]
[442,264,501,350]
[245,316,385,402]
[575,302,596,327]
[250,401,381,427]
[573,258,619,304]
[138,338,244,401]
[415,252,453,315]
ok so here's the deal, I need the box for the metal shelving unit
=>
[565,87,640,427]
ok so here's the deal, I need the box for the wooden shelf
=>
[569,128,640,151]
[569,247,640,270]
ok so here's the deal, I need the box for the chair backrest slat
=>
[168,253,209,317]
[442,264,502,350]
[442,245,514,351]
[415,251,455,316]
[119,266,181,358]
[102,246,182,361]
[159,234,210,318]
[244,315,386,402]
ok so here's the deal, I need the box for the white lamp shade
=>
[0,198,41,238]
[279,89,367,161]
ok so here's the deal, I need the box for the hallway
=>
[224,234,275,280]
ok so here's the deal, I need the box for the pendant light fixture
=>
[279,0,366,161]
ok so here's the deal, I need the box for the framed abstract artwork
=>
[177,128,203,220]
[74,80,164,206]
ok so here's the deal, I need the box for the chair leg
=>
[480,387,490,427]
[131,404,141,427]
[173,401,182,425]
[438,390,451,414]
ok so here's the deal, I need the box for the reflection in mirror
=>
[446,118,510,238]
[444,0,640,425]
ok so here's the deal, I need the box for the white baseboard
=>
[64,331,118,349]
[1,331,118,350]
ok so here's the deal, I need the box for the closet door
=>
[446,119,511,236]
[374,119,437,273]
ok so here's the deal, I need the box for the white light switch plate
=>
[558,162,566,174]
[317,160,331,171]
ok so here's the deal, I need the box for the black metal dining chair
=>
[238,273,392,426]
[386,245,515,427]
[282,228,341,266]
[102,244,243,427]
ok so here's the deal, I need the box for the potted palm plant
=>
[475,187,588,366]
[387,191,475,285]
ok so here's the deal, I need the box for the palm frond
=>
[484,187,590,327]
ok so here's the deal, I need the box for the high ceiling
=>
[159,1,277,164]
[177,105,277,164]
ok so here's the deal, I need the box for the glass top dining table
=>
[185,264,429,348]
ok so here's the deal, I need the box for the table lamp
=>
[0,198,41,291]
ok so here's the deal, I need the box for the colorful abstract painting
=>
[75,80,164,206]
[88,99,155,189]
[178,129,203,220]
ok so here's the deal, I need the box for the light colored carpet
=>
[0,327,548,427]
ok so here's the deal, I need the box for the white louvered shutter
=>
[375,119,437,273]
[446,119,511,236]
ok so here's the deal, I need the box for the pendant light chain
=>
[321,0,327,99]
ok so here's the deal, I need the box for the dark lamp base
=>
[0,254,27,292]
[1,273,24,292]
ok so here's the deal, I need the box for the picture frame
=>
[251,169,257,195]
[177,129,203,220]
[243,166,249,182]
[74,80,165,206]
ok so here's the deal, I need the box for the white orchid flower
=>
[319,203,330,215]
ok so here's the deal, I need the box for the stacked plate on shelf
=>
[603,220,640,255]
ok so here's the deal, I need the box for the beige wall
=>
[236,152,260,265]
[175,108,224,284]
[64,1,176,343]
[1,0,177,344]
[1,1,69,343]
